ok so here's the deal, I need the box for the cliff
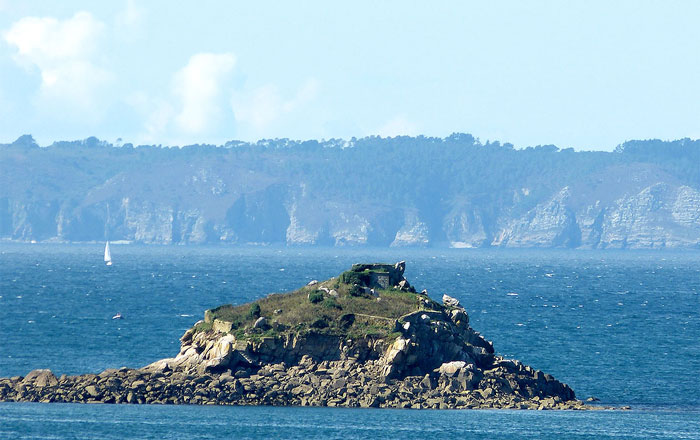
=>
[2,135,699,249]
[0,262,610,410]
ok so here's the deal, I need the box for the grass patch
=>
[198,275,429,341]
[194,321,213,332]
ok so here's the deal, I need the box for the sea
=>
[0,244,698,439]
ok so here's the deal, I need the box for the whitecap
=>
[507,292,518,296]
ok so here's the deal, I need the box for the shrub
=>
[308,291,324,304]
[322,297,341,309]
[311,317,329,329]
[339,270,368,286]
[348,284,366,297]
[338,313,355,329]
[247,303,261,320]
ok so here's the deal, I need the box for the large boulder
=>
[442,294,462,308]
[22,369,58,387]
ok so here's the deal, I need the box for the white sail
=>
[104,241,112,265]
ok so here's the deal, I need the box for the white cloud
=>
[115,0,146,41]
[232,78,319,131]
[125,91,174,144]
[4,11,110,108]
[172,53,235,134]
[116,0,145,29]
[376,115,419,137]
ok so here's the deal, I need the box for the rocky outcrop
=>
[0,262,610,410]
[490,183,700,249]
[492,187,581,248]
[0,357,590,410]
[596,184,700,248]
[391,212,430,247]
[443,204,490,248]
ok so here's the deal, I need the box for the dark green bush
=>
[311,317,328,329]
[308,291,324,304]
[339,270,369,286]
[338,313,355,329]
[348,284,366,297]
[247,303,261,320]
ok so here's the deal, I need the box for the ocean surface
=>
[1,244,699,439]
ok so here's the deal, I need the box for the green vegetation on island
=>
[198,262,440,341]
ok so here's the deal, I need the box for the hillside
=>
[2,134,700,248]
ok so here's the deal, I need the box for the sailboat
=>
[104,241,113,266]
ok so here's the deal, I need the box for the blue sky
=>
[1,1,698,150]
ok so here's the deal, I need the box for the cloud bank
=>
[4,11,110,108]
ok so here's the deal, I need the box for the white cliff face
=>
[391,212,429,247]
[122,198,174,244]
[330,212,370,246]
[672,186,700,227]
[492,187,580,248]
[443,206,488,248]
[576,202,605,248]
[490,183,700,249]
[598,183,700,248]
[6,170,700,248]
[285,203,319,245]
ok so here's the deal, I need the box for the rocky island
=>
[0,262,602,410]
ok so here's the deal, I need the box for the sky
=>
[0,1,699,151]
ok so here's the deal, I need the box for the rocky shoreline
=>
[1,357,600,410]
[0,262,619,410]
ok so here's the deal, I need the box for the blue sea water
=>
[1,244,699,439]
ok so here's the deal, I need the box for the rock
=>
[22,369,58,387]
[329,290,338,297]
[85,385,99,397]
[442,294,461,308]
[420,374,436,390]
[212,319,233,333]
[307,280,318,286]
[437,361,467,376]
[253,317,268,329]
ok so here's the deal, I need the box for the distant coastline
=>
[2,135,699,248]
